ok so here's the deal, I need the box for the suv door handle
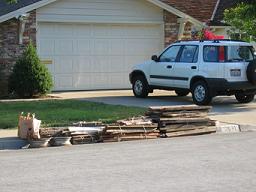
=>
[191,66,197,69]
[166,65,172,69]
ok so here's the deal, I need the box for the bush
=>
[9,42,53,98]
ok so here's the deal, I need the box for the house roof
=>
[0,0,43,17]
[0,0,217,26]
[161,0,218,23]
[210,0,240,26]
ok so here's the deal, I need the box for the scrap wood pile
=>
[39,122,105,145]
[103,117,159,142]
[146,105,216,138]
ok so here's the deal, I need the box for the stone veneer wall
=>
[0,10,36,97]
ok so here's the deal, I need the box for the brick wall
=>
[0,10,36,97]
[164,10,194,46]
[164,10,180,46]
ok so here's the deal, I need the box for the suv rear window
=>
[203,45,255,63]
[227,46,254,62]
[203,46,218,62]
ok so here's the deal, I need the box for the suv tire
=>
[246,60,256,85]
[191,81,212,105]
[235,93,255,103]
[132,75,149,98]
[175,89,190,97]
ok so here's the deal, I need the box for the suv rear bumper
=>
[206,78,256,95]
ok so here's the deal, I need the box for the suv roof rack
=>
[174,39,246,43]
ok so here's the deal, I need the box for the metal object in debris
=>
[29,138,51,148]
[52,137,72,146]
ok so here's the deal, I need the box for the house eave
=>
[0,0,57,23]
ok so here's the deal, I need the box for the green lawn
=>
[0,100,146,129]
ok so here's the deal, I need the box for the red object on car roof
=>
[204,29,224,40]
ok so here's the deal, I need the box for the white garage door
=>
[38,23,164,91]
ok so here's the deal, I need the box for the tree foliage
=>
[9,42,53,98]
[5,0,17,4]
[224,1,256,41]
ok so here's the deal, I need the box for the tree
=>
[6,0,17,3]
[224,1,256,41]
[9,42,53,98]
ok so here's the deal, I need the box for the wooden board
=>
[165,127,217,137]
[148,105,211,112]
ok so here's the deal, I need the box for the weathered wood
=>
[165,127,217,137]
[157,117,210,124]
[149,105,211,112]
[106,124,158,129]
[146,111,209,118]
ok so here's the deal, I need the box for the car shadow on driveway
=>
[79,93,256,124]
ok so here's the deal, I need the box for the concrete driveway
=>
[50,90,256,125]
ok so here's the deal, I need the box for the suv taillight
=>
[219,46,225,62]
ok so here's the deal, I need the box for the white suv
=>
[129,40,256,105]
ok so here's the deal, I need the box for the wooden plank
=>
[149,105,211,112]
[160,126,210,133]
[159,117,210,124]
[166,127,217,137]
[146,111,209,118]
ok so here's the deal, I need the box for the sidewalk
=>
[0,129,28,150]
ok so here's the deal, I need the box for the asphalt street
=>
[1,132,256,192]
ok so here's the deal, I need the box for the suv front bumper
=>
[205,78,256,95]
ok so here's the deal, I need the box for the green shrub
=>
[9,42,53,98]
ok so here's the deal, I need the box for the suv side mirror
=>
[151,55,159,62]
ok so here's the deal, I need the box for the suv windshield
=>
[227,46,254,62]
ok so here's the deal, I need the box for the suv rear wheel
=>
[191,81,212,105]
[235,93,255,103]
[132,75,149,98]
[175,89,190,97]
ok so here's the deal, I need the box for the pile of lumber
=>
[39,127,68,138]
[103,117,159,142]
[146,105,216,138]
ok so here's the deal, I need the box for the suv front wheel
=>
[235,93,255,103]
[191,81,212,105]
[132,75,149,98]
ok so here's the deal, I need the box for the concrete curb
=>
[216,121,256,133]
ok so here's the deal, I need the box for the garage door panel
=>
[73,40,92,55]
[73,56,93,73]
[93,39,110,56]
[55,74,73,89]
[73,25,92,37]
[39,39,54,55]
[54,57,73,73]
[110,39,125,55]
[55,39,73,55]
[38,23,163,91]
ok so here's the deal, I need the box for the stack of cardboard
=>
[103,117,159,142]
[146,105,216,138]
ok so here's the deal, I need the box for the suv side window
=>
[159,46,181,62]
[179,45,198,63]
[203,46,218,62]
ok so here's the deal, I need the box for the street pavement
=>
[50,90,256,125]
[0,132,256,192]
